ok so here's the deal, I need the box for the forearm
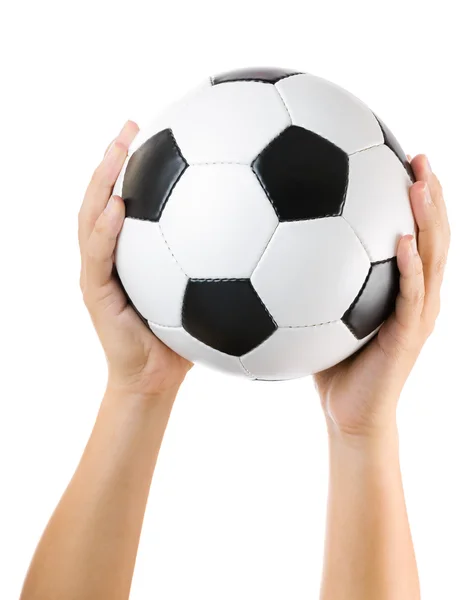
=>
[321,426,420,600]
[21,387,176,600]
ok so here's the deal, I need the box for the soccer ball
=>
[113,67,415,381]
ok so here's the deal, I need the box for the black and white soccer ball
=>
[113,67,415,381]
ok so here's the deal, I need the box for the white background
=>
[1,1,470,598]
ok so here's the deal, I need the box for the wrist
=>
[103,380,179,412]
[327,420,399,457]
[323,395,399,446]
[327,425,402,497]
[97,386,178,455]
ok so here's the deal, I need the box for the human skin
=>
[315,154,450,599]
[20,121,193,600]
[20,121,449,600]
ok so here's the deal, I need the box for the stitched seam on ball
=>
[251,167,281,219]
[246,283,277,328]
[338,160,350,215]
[274,86,293,125]
[342,319,357,337]
[190,277,247,282]
[188,278,277,328]
[348,143,383,157]
[150,321,254,377]
[238,358,256,378]
[125,215,157,222]
[181,284,190,332]
[168,129,187,163]
[340,215,373,262]
[344,264,373,319]
[281,319,340,329]
[249,222,280,280]
[214,74,303,84]
[276,72,304,82]
[373,114,388,146]
[157,223,189,278]
[280,214,342,221]
[191,161,249,166]
[372,256,396,266]
[156,131,189,221]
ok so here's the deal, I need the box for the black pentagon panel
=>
[342,258,400,339]
[212,67,302,85]
[375,115,415,182]
[182,279,277,356]
[252,125,349,222]
[122,128,188,222]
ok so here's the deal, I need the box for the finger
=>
[410,154,450,240]
[394,234,425,329]
[78,121,139,254]
[409,180,447,322]
[102,118,139,157]
[84,195,125,290]
[103,139,115,158]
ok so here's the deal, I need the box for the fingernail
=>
[424,183,434,205]
[425,156,432,173]
[410,235,418,256]
[119,121,139,146]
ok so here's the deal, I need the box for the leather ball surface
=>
[113,68,415,381]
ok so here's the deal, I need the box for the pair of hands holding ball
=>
[79,120,450,440]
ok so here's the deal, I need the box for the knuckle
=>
[414,256,424,276]
[86,241,100,263]
[412,289,426,307]
[114,140,128,154]
[401,287,424,310]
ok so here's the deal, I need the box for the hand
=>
[314,155,450,439]
[78,121,193,399]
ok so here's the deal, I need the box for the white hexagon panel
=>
[159,164,278,279]
[251,218,371,327]
[115,219,187,326]
[127,78,291,165]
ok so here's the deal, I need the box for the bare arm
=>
[21,389,175,600]
[323,430,418,599]
[21,121,192,600]
[315,155,450,599]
